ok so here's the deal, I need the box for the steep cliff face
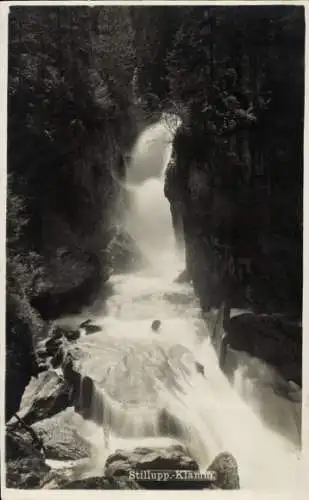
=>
[162,6,304,381]
[6,6,137,420]
[163,7,304,319]
[8,7,136,281]
[167,124,302,318]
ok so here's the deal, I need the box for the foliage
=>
[134,5,304,313]
[7,6,136,285]
[6,6,138,419]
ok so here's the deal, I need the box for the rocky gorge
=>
[5,4,304,493]
[6,319,240,490]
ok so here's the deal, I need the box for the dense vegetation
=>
[133,5,304,315]
[6,6,137,420]
[8,6,136,287]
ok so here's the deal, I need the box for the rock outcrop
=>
[6,427,43,462]
[164,124,302,390]
[83,324,102,335]
[162,11,303,386]
[5,293,43,423]
[6,427,50,489]
[31,252,104,320]
[222,312,301,386]
[105,444,198,475]
[32,408,92,460]
[208,452,240,489]
[36,324,84,368]
[6,457,51,489]
[105,445,204,489]
[15,370,72,426]
[104,446,240,489]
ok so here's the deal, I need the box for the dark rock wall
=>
[164,7,304,319]
[6,6,138,422]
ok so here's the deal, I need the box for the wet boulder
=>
[104,445,208,489]
[16,370,71,426]
[45,335,63,356]
[207,452,240,489]
[32,408,92,460]
[83,324,102,335]
[105,444,198,473]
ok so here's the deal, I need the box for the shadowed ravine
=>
[58,117,301,490]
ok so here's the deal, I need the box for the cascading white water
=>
[124,114,183,274]
[61,114,301,490]
[124,178,178,273]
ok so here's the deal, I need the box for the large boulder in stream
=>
[83,324,102,335]
[105,444,198,474]
[208,452,240,489]
[15,370,72,426]
[105,446,239,490]
[32,408,92,460]
[104,445,211,489]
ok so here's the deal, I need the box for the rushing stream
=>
[55,116,301,490]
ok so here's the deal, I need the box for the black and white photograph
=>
[2,1,305,493]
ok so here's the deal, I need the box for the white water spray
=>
[60,114,301,490]
[124,114,184,274]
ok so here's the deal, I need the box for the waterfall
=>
[65,114,301,490]
[124,114,184,275]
